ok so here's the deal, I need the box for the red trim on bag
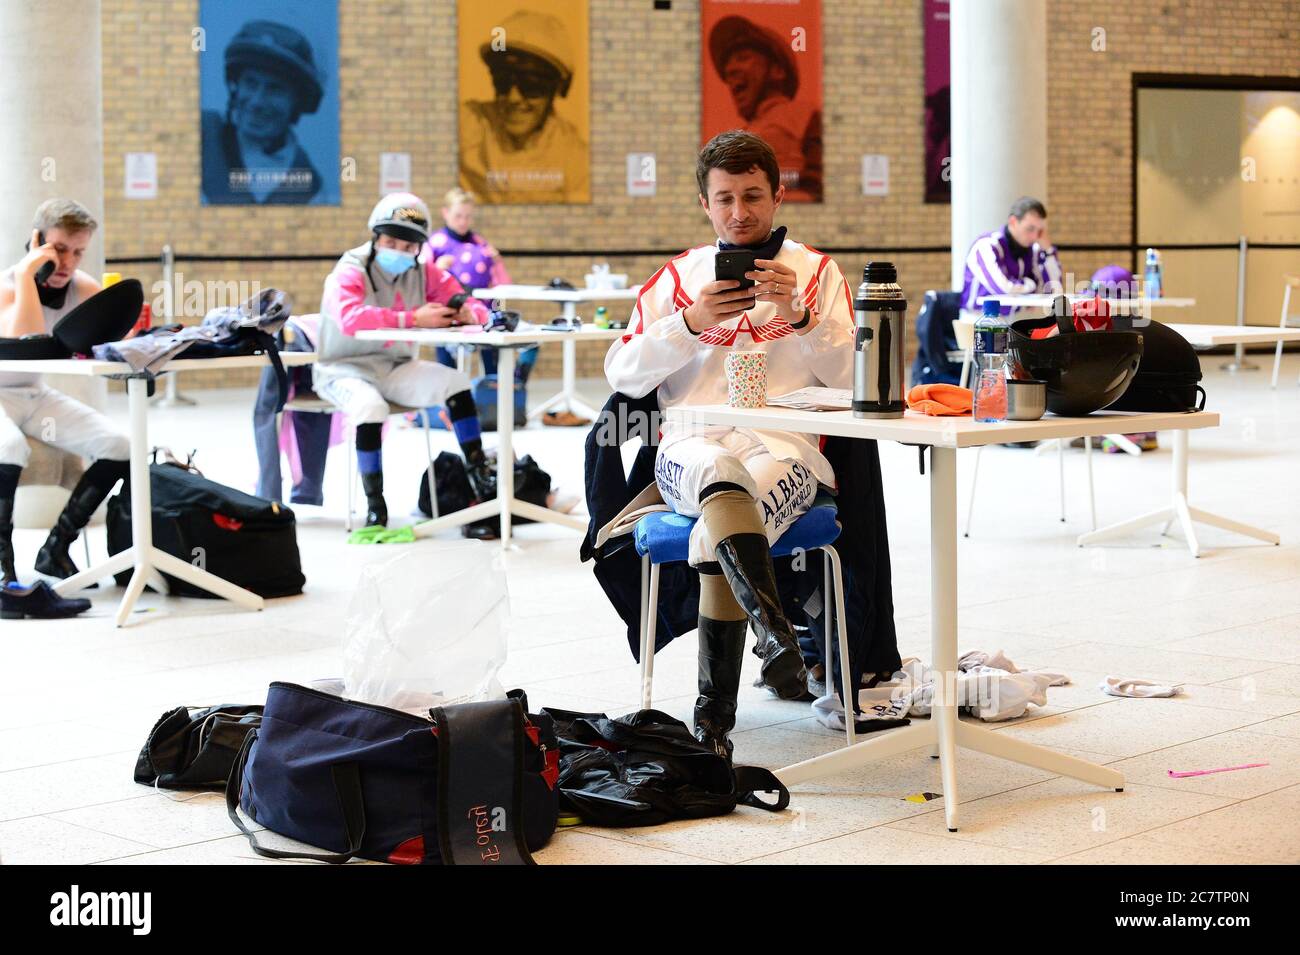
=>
[212,513,243,531]
[388,835,425,865]
[543,748,559,790]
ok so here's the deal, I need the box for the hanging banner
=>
[924,0,951,204]
[198,0,340,205]
[458,0,591,204]
[701,0,823,202]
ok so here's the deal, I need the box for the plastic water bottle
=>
[974,298,1009,364]
[973,300,1008,423]
[1144,248,1163,299]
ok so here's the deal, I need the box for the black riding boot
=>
[0,496,16,586]
[34,459,128,580]
[714,533,808,701]
[0,463,19,584]
[360,471,387,528]
[694,615,747,760]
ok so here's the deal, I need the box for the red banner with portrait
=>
[701,0,823,203]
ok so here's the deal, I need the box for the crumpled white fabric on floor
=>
[812,650,1070,730]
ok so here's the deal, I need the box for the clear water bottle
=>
[973,300,1008,423]
[1144,248,1163,299]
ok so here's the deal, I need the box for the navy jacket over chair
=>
[581,391,901,709]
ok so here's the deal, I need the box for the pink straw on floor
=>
[1166,762,1269,778]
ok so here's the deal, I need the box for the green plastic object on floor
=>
[347,525,417,545]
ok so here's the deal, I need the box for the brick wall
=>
[100,0,1299,389]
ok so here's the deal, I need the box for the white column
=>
[949,0,1048,290]
[0,1,107,527]
[0,0,105,277]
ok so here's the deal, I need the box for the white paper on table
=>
[766,387,853,411]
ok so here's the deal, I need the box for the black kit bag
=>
[134,703,263,790]
[417,451,552,520]
[107,459,305,598]
[543,708,790,828]
[1106,319,1206,413]
[227,682,559,865]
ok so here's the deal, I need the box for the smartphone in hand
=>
[714,250,757,310]
[30,231,55,285]
[714,250,756,290]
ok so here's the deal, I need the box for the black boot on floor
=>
[34,459,128,582]
[694,615,747,761]
[360,471,387,528]
[1,464,20,585]
[1,580,91,620]
[714,533,809,701]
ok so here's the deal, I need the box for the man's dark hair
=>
[696,130,781,199]
[1009,196,1047,219]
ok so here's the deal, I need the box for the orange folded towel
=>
[907,383,973,416]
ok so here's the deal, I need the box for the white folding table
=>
[1164,322,1300,349]
[471,285,639,421]
[355,325,618,546]
[0,352,316,627]
[665,404,1227,830]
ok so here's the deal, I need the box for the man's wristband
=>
[789,308,812,330]
[683,310,701,336]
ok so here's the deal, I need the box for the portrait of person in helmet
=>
[200,8,339,205]
[705,12,823,203]
[459,7,590,204]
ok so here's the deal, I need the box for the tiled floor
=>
[2,357,1298,865]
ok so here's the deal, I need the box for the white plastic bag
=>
[341,544,508,714]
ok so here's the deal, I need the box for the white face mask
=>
[374,247,417,276]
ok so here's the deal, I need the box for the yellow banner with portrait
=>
[457,0,591,204]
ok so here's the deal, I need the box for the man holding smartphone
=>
[604,131,854,759]
[0,199,129,585]
[314,192,496,532]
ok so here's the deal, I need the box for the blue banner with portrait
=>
[199,0,340,206]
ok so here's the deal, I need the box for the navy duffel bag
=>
[226,682,559,865]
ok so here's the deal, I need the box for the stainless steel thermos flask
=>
[852,261,907,418]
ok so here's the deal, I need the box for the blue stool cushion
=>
[634,496,840,565]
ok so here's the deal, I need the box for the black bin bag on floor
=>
[543,708,789,827]
[107,462,305,598]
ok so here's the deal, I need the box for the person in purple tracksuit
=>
[960,196,1063,314]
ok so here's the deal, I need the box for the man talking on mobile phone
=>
[604,131,855,759]
[0,199,129,586]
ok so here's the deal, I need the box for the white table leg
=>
[526,302,603,422]
[930,446,961,831]
[497,346,515,547]
[412,499,501,537]
[1077,429,1277,555]
[776,443,1122,822]
[956,721,1123,790]
[116,377,157,625]
[55,377,266,626]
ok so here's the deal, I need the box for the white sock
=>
[1100,676,1183,698]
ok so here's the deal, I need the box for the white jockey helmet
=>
[368,193,431,244]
